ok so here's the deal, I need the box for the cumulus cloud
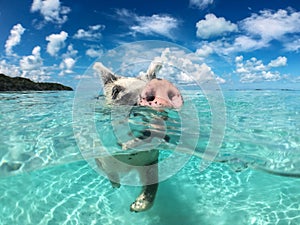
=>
[99,43,225,85]
[189,0,213,9]
[59,44,78,76]
[154,48,225,84]
[19,46,50,81]
[5,24,26,56]
[1,48,50,82]
[195,9,300,58]
[46,31,68,56]
[62,44,78,58]
[86,47,103,58]
[284,39,300,52]
[235,55,287,82]
[268,56,287,67]
[116,9,179,39]
[240,9,300,41]
[195,34,271,58]
[31,0,70,25]
[0,60,21,77]
[20,46,43,71]
[195,44,214,58]
[232,36,268,52]
[73,25,105,41]
[196,14,238,39]
[59,57,75,75]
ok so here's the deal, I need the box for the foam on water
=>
[1,90,300,224]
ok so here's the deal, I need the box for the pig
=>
[93,61,183,212]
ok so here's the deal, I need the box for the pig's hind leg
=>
[95,159,121,188]
[130,160,158,212]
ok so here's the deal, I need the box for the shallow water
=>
[1,90,300,224]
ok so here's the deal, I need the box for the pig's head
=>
[93,62,183,109]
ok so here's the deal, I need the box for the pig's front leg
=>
[122,116,170,150]
[121,130,170,150]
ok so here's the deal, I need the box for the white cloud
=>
[105,43,224,84]
[189,0,213,9]
[195,35,269,58]
[235,55,286,83]
[20,69,50,82]
[46,31,68,56]
[284,38,300,52]
[115,8,133,19]
[232,36,269,52]
[154,48,225,84]
[239,71,281,83]
[195,44,214,58]
[132,14,178,38]
[240,9,300,41]
[58,44,78,76]
[235,55,243,63]
[0,60,21,77]
[5,24,25,56]
[18,46,50,81]
[31,0,70,25]
[196,14,238,39]
[59,57,75,75]
[86,47,103,58]
[215,76,226,84]
[62,44,78,58]
[194,9,300,58]
[20,46,43,71]
[116,9,179,39]
[1,47,50,82]
[73,25,105,41]
[64,58,75,69]
[74,75,93,80]
[262,71,281,81]
[268,56,287,67]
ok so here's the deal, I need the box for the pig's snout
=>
[139,79,183,109]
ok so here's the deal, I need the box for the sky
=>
[1,0,300,89]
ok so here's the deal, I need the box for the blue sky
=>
[0,0,300,89]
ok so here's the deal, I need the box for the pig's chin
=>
[137,78,183,109]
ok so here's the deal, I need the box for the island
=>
[0,74,73,91]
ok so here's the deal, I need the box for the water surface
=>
[1,90,300,224]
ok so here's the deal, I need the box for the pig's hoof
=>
[122,143,129,150]
[118,141,131,150]
[130,194,153,212]
[122,139,140,150]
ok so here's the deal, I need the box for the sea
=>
[0,89,300,225]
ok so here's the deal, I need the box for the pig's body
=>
[93,61,183,212]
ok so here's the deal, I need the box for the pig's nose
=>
[139,79,183,108]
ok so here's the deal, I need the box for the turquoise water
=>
[1,90,300,224]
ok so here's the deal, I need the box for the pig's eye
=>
[112,85,124,99]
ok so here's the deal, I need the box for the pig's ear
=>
[147,61,162,79]
[139,61,162,81]
[93,62,118,84]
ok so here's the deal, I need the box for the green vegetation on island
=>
[0,74,73,91]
